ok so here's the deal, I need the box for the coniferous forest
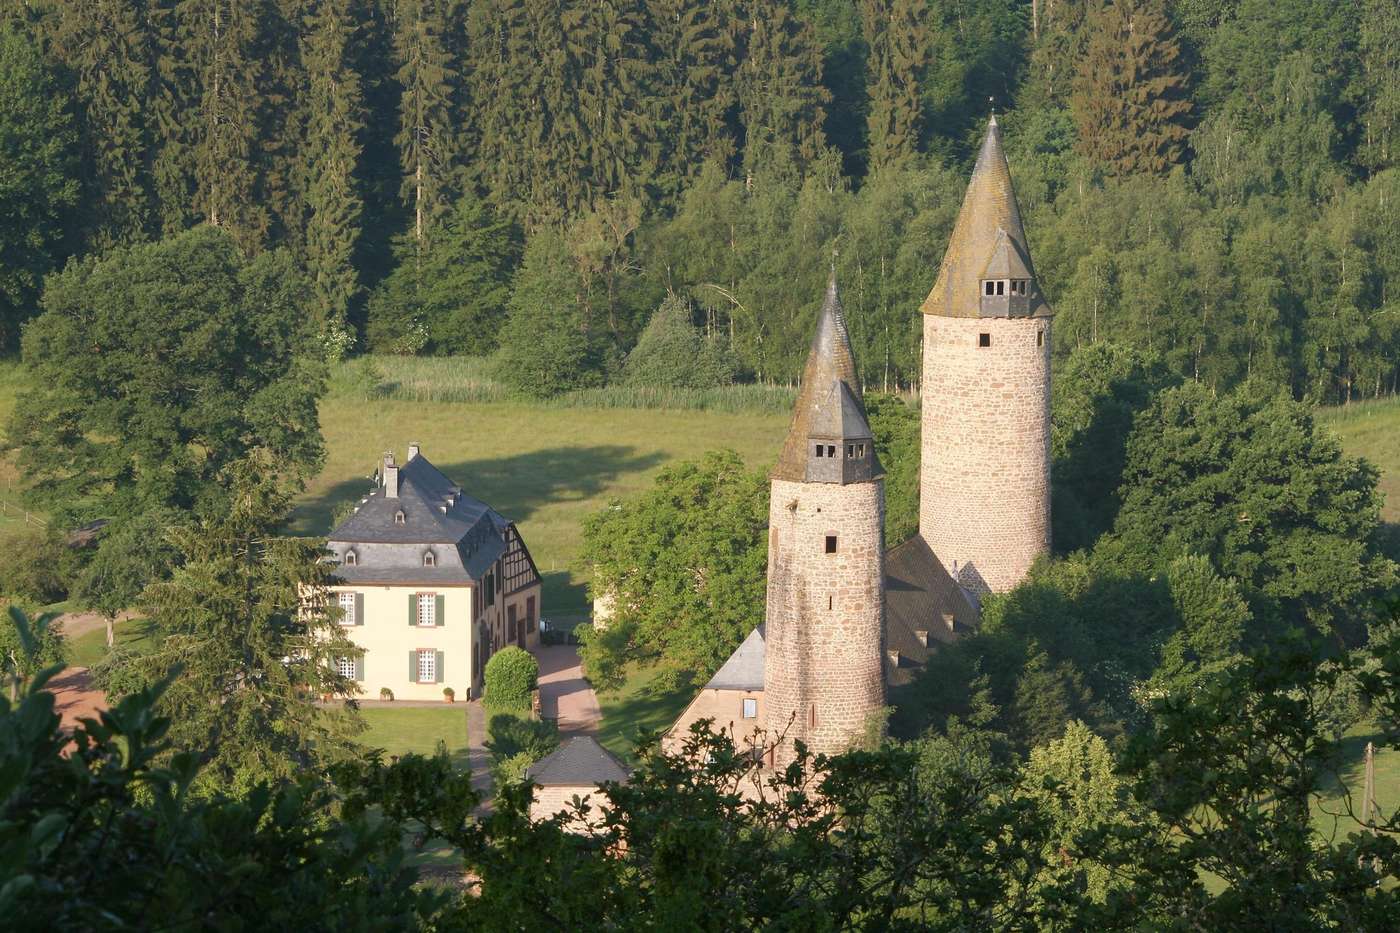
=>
[3,0,1400,401]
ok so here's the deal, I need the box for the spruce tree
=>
[494,229,599,398]
[180,0,270,250]
[861,0,928,173]
[735,0,830,182]
[393,0,461,247]
[621,295,736,389]
[302,0,365,339]
[47,0,156,250]
[649,0,738,199]
[1071,0,1192,176]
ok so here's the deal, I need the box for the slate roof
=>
[705,626,766,691]
[773,272,884,482]
[884,535,980,686]
[527,736,630,787]
[327,451,510,585]
[921,115,1051,319]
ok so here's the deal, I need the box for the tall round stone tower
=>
[919,115,1052,595]
[764,273,885,766]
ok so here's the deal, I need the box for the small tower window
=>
[344,550,357,566]
[1012,280,1028,296]
[813,443,825,458]
[423,552,435,567]
[995,280,1005,296]
[828,595,834,610]
[826,444,836,457]
[984,280,995,296]
[394,510,406,525]
[978,333,991,348]
[825,535,837,554]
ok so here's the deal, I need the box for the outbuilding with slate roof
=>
[326,444,542,701]
[526,736,630,831]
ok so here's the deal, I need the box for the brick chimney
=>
[383,452,399,498]
[408,442,421,460]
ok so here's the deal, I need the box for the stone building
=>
[526,735,630,832]
[918,113,1052,596]
[670,115,1050,764]
[325,445,542,701]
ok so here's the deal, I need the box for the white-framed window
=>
[336,656,356,679]
[417,648,436,683]
[742,697,757,719]
[338,592,356,626]
[423,551,435,567]
[417,593,436,627]
[344,550,357,566]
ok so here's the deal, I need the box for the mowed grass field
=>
[1319,396,1400,524]
[292,375,788,612]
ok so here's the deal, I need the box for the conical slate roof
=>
[773,273,883,482]
[921,115,1050,318]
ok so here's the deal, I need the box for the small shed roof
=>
[526,736,630,787]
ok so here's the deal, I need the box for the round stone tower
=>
[763,273,885,766]
[919,115,1052,595]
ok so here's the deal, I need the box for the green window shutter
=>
[354,593,364,626]
[435,594,446,627]
[409,650,417,682]
[435,650,444,684]
[354,655,364,681]
[408,593,416,626]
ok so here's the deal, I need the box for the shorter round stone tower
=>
[919,115,1052,595]
[763,274,885,766]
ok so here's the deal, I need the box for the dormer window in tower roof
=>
[395,509,406,525]
[344,549,357,566]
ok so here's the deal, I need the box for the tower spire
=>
[773,272,881,483]
[920,116,1048,318]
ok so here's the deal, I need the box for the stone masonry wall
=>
[530,784,613,832]
[664,688,766,756]
[763,477,885,767]
[919,315,1051,594]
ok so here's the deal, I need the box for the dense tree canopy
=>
[6,226,327,530]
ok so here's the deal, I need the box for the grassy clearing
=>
[1319,396,1400,523]
[296,369,787,612]
[67,619,155,668]
[345,354,799,414]
[1313,721,1398,841]
[594,661,694,764]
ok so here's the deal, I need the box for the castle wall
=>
[919,315,1051,594]
[762,478,885,765]
[664,687,766,756]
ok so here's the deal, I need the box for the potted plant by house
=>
[379,687,394,702]
[443,686,456,703]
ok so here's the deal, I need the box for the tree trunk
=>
[106,614,115,648]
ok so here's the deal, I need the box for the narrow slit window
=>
[1037,330,1044,347]
[825,535,837,554]
[828,595,833,610]
[978,333,991,348]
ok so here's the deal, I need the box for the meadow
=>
[1318,395,1400,524]
[298,357,789,612]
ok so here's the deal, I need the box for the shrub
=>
[485,711,559,786]
[379,687,394,701]
[483,646,538,710]
[443,686,455,702]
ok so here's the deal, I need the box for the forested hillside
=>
[2,0,1399,401]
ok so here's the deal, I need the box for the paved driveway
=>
[535,644,601,735]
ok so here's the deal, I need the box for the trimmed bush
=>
[483,646,538,710]
[485,712,559,787]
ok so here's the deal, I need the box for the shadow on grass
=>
[288,444,664,537]
[596,670,696,764]
[1311,724,1396,842]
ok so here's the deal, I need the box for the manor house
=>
[325,445,542,701]
[668,115,1053,764]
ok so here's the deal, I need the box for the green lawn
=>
[292,375,787,613]
[1313,721,1398,841]
[359,705,471,766]
[67,618,155,668]
[595,661,696,764]
[1319,396,1400,524]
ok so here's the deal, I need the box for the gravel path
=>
[42,667,106,735]
[535,644,601,735]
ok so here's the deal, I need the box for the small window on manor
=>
[336,656,356,680]
[742,697,757,719]
[423,552,435,567]
[417,593,436,627]
[1037,330,1044,347]
[825,535,837,554]
[978,333,991,348]
[338,591,356,625]
[344,550,357,566]
[394,510,406,525]
[984,280,995,296]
